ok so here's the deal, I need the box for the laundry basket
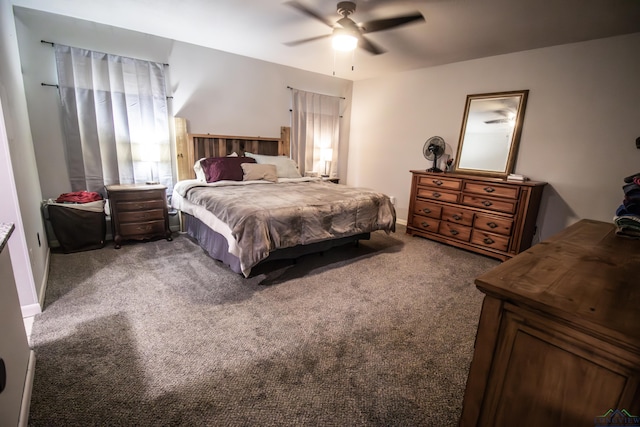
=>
[45,199,106,253]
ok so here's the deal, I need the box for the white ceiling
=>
[12,0,640,81]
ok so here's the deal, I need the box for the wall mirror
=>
[453,90,529,178]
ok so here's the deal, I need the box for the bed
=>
[171,125,396,277]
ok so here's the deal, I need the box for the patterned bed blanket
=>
[180,180,396,275]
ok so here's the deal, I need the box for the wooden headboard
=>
[175,118,290,180]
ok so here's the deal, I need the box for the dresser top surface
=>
[410,170,546,186]
[475,219,640,344]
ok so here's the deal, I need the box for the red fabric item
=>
[55,191,103,204]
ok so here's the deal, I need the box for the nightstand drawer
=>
[115,199,166,212]
[119,209,165,223]
[109,189,164,202]
[120,220,167,237]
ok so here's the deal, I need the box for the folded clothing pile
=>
[614,172,640,238]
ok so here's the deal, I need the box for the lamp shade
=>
[321,148,334,162]
[332,28,358,52]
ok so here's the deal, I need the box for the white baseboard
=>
[18,350,36,427]
[20,247,47,318]
[20,303,41,318]
[396,218,407,226]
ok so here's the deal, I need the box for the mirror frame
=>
[453,90,529,178]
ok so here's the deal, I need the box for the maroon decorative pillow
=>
[200,156,256,182]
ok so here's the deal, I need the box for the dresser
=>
[460,219,640,426]
[106,184,172,249]
[407,171,546,260]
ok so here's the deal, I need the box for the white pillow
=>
[193,152,239,181]
[245,152,302,179]
[194,158,206,181]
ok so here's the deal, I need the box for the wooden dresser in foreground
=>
[407,171,546,260]
[460,219,640,426]
[106,184,172,249]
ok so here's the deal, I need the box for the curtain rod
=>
[40,82,173,99]
[287,86,346,100]
[40,40,169,66]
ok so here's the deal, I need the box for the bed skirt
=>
[183,213,370,276]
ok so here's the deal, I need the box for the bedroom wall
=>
[14,7,353,201]
[0,0,45,316]
[349,32,640,241]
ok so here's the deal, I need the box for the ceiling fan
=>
[284,1,425,55]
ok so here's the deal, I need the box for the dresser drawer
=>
[471,230,510,252]
[417,187,459,203]
[462,195,517,214]
[411,215,440,233]
[439,222,472,242]
[115,199,166,212]
[464,182,519,199]
[413,200,442,219]
[442,206,474,226]
[120,220,167,237]
[119,209,165,223]
[417,175,462,191]
[474,214,513,236]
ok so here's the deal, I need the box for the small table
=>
[106,184,172,249]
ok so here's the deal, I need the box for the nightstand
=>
[106,184,172,249]
[322,177,340,184]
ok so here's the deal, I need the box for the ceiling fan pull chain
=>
[333,49,336,76]
[352,48,356,71]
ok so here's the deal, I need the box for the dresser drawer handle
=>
[482,200,493,207]
[137,225,153,232]
[421,222,430,228]
[433,180,443,186]
[483,237,495,245]
[453,214,462,220]
[422,208,432,214]
[449,229,459,236]
[433,192,441,198]
[487,222,498,229]
[483,187,495,193]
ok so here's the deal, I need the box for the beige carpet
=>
[28,225,499,426]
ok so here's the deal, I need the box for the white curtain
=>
[54,45,172,193]
[291,89,340,177]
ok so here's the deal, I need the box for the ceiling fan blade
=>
[284,33,332,47]
[358,34,386,55]
[284,1,334,28]
[361,13,425,33]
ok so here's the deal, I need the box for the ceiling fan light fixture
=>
[332,29,358,51]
